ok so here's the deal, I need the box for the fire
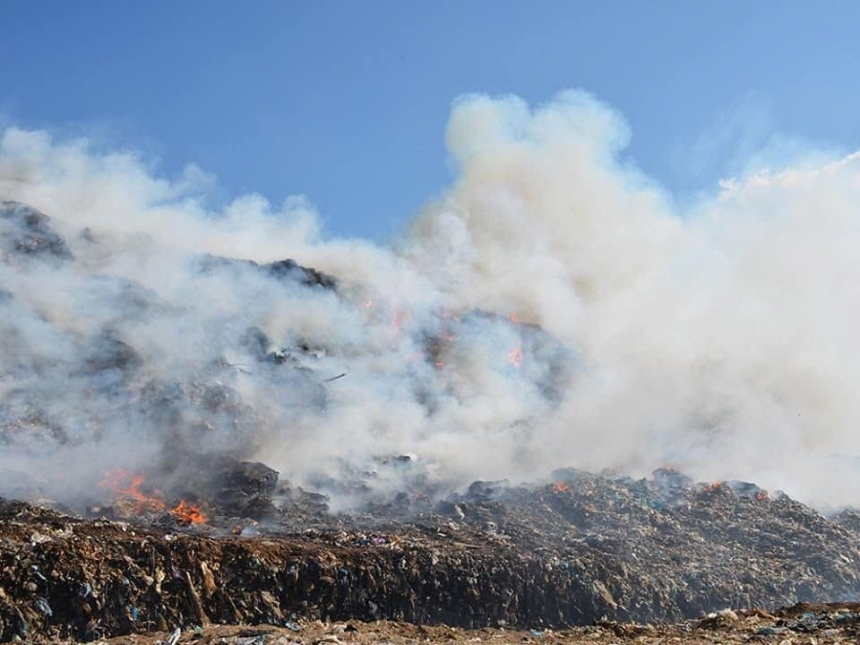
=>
[98,469,207,524]
[98,469,165,515]
[550,482,569,493]
[509,313,519,324]
[506,346,524,367]
[171,500,207,524]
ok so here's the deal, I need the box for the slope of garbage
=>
[0,200,571,504]
[4,201,860,642]
[3,465,860,642]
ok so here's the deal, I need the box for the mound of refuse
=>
[3,465,860,642]
[4,202,860,642]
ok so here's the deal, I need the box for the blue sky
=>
[3,1,859,240]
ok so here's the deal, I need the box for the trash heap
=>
[3,465,860,642]
[4,201,860,642]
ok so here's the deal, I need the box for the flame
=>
[506,346,524,367]
[171,500,207,524]
[550,482,569,493]
[509,313,520,324]
[98,469,207,524]
[98,469,166,515]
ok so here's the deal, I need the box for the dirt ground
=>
[78,604,860,645]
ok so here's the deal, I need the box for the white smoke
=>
[1,89,860,509]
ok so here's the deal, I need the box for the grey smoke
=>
[1,90,860,510]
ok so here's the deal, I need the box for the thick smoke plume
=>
[1,90,860,509]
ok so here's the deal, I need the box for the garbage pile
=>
[0,201,570,498]
[3,465,860,642]
[5,201,860,642]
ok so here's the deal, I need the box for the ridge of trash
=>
[3,464,860,642]
[3,202,860,642]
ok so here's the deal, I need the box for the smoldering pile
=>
[0,196,573,508]
[7,88,860,641]
[5,201,860,642]
[4,464,860,642]
[7,92,860,512]
[0,199,574,513]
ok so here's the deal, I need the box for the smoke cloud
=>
[1,90,859,510]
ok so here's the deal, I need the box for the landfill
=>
[4,465,860,642]
[4,201,860,642]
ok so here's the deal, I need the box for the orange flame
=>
[98,469,165,514]
[171,500,207,524]
[506,346,524,367]
[550,482,569,493]
[98,469,207,524]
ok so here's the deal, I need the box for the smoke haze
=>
[1,90,859,509]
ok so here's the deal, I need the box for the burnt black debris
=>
[263,258,337,290]
[181,457,280,520]
[0,201,72,262]
[194,254,337,291]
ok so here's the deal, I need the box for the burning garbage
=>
[96,469,207,525]
[3,465,860,642]
[2,191,860,643]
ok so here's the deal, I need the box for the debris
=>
[184,570,210,627]
[3,464,860,641]
[0,201,72,262]
[3,199,860,645]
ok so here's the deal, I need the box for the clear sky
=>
[2,1,859,240]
